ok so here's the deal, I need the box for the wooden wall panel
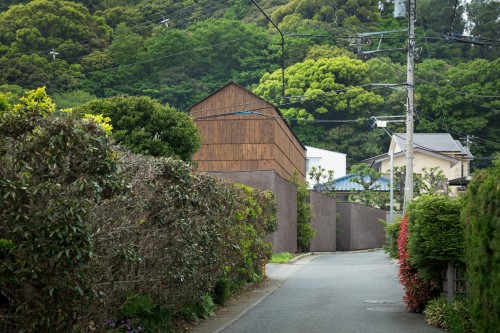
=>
[190,82,306,181]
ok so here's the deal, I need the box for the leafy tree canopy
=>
[254,53,384,121]
[74,95,201,160]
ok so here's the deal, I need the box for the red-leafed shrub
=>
[398,216,439,312]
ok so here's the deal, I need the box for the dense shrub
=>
[398,216,439,312]
[291,172,315,252]
[0,88,124,332]
[424,296,473,333]
[383,218,401,259]
[462,156,500,333]
[86,151,278,330]
[407,195,464,281]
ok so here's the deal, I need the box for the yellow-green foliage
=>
[13,86,56,115]
[83,113,113,134]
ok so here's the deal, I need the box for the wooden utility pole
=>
[404,0,416,207]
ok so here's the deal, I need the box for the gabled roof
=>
[188,81,306,150]
[363,147,463,167]
[393,133,473,158]
[316,174,390,192]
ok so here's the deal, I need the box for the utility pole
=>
[404,0,416,207]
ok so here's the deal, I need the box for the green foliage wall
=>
[398,216,439,312]
[462,156,500,333]
[88,151,278,329]
[407,195,464,282]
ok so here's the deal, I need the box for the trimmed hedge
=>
[407,195,464,282]
[462,157,500,333]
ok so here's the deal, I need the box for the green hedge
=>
[406,195,464,282]
[88,151,277,330]
[462,157,500,333]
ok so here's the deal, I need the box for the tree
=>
[271,0,380,27]
[466,0,500,41]
[391,166,425,209]
[325,126,387,165]
[254,55,384,121]
[416,58,500,158]
[0,0,111,93]
[308,165,334,192]
[0,0,111,58]
[350,163,388,207]
[291,172,315,252]
[421,166,447,195]
[74,95,201,161]
[187,18,271,90]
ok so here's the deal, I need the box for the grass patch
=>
[269,252,294,263]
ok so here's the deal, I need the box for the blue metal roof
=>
[317,174,391,192]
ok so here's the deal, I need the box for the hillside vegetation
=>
[0,0,498,164]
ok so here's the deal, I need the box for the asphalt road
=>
[221,250,444,333]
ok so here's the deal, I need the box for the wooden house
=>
[188,82,306,180]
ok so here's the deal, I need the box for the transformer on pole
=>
[394,0,407,18]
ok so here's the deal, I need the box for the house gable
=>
[188,82,306,180]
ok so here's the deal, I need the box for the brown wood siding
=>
[190,82,306,180]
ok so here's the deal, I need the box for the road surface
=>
[221,250,443,333]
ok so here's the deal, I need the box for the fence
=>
[442,262,467,302]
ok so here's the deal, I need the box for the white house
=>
[306,146,346,189]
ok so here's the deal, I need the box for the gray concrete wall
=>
[309,191,336,252]
[336,202,386,251]
[336,202,352,251]
[208,170,297,254]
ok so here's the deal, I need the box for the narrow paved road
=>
[222,250,443,333]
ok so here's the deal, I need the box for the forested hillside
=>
[0,0,498,166]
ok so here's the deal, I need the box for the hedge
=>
[397,216,439,312]
[407,195,464,282]
[86,151,277,331]
[462,157,500,333]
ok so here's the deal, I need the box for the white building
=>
[306,146,347,189]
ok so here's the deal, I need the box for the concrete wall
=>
[309,191,336,252]
[208,170,297,253]
[336,202,386,251]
